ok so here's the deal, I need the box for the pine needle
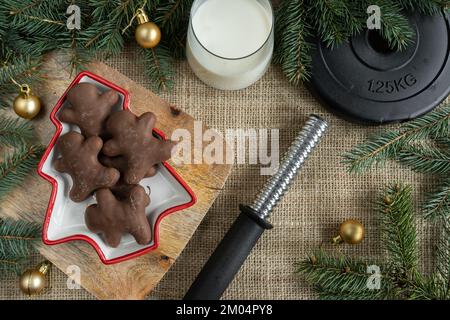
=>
[0,144,44,200]
[0,116,34,147]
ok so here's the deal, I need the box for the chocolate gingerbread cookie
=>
[59,83,119,137]
[99,154,158,179]
[54,132,120,202]
[103,111,174,184]
[85,186,151,247]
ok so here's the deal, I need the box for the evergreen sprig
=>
[0,144,45,200]
[377,184,418,274]
[297,249,396,300]
[139,45,174,92]
[308,0,363,48]
[343,103,450,173]
[397,0,445,14]
[0,116,34,147]
[273,0,312,84]
[0,218,41,274]
[299,184,449,300]
[399,143,450,174]
[422,178,450,221]
[434,219,450,298]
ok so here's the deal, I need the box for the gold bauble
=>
[13,84,41,119]
[332,219,365,245]
[19,261,51,296]
[134,9,161,48]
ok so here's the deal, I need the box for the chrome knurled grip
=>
[251,115,328,220]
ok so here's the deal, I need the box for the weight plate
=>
[307,11,450,124]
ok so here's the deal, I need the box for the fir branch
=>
[0,53,40,85]
[154,0,193,36]
[3,31,55,58]
[398,143,450,174]
[297,249,396,299]
[396,0,448,15]
[434,219,450,299]
[59,29,93,74]
[307,0,363,48]
[377,184,418,276]
[0,218,41,274]
[409,220,450,299]
[81,20,124,56]
[343,104,450,173]
[0,115,34,147]
[422,178,450,221]
[0,144,44,200]
[273,0,312,85]
[436,137,450,149]
[0,218,40,260]
[139,45,174,92]
[2,0,67,35]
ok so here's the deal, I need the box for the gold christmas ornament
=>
[332,219,365,245]
[19,260,51,296]
[13,84,41,119]
[135,9,161,49]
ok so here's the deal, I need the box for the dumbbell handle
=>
[184,115,328,300]
[184,206,271,300]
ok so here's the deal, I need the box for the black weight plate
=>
[307,11,450,124]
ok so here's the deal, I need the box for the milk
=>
[187,0,274,90]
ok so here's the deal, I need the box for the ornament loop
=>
[38,260,51,275]
[20,84,31,95]
[136,9,149,24]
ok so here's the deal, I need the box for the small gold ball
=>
[19,269,47,296]
[339,219,365,245]
[13,92,41,119]
[135,22,161,48]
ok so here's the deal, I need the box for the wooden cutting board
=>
[0,52,232,299]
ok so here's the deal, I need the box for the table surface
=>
[0,47,444,300]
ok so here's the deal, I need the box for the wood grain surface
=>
[0,53,232,299]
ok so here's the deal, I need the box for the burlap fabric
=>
[0,46,444,299]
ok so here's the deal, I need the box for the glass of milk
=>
[186,0,274,90]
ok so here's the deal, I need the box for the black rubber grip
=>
[184,206,272,300]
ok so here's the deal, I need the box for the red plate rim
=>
[37,71,197,265]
